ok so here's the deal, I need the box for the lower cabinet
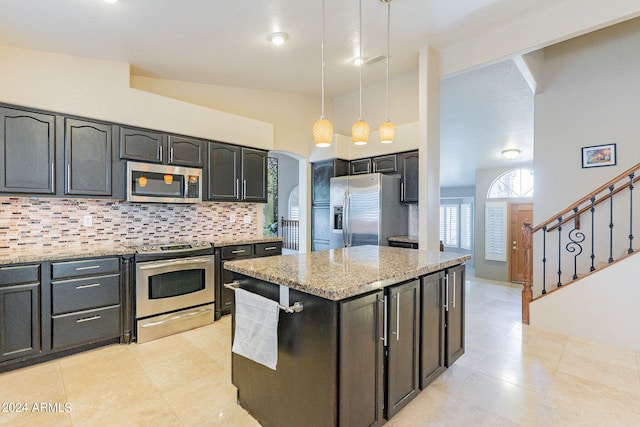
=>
[420,271,446,388]
[386,279,421,419]
[445,264,465,366]
[0,264,41,363]
[215,241,282,320]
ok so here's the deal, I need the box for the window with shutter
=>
[485,201,507,261]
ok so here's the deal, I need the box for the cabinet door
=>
[0,282,41,362]
[400,151,419,203]
[372,154,398,173]
[119,127,165,163]
[207,142,240,201]
[0,107,55,194]
[65,119,112,196]
[386,279,420,419]
[311,205,330,252]
[311,161,335,205]
[420,271,446,388]
[350,158,372,175]
[340,291,384,427]
[168,135,204,167]
[241,148,267,202]
[445,264,465,366]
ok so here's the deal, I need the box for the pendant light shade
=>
[313,117,333,147]
[352,0,368,145]
[312,0,333,147]
[352,119,370,145]
[379,120,395,144]
[379,0,394,144]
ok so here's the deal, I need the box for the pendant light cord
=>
[358,0,363,121]
[321,0,326,119]
[385,0,390,121]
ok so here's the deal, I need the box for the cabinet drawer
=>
[221,245,254,260]
[52,274,120,315]
[0,264,40,285]
[52,257,120,279]
[255,242,282,257]
[52,305,121,350]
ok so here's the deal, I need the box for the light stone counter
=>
[0,244,135,265]
[224,245,471,301]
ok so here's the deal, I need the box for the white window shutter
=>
[485,201,507,261]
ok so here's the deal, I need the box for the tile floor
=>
[1,275,639,426]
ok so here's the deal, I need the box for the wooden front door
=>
[509,203,533,283]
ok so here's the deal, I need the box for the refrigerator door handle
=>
[342,191,348,247]
[344,190,352,247]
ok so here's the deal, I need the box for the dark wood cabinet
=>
[167,135,204,167]
[386,279,421,419]
[312,159,348,205]
[0,107,56,194]
[420,271,446,388]
[340,291,385,427]
[64,118,113,196]
[206,142,267,203]
[119,126,165,163]
[399,151,419,203]
[400,151,419,203]
[0,265,41,363]
[372,154,398,173]
[216,241,282,320]
[350,158,372,175]
[241,148,267,202]
[389,240,419,249]
[445,264,465,366]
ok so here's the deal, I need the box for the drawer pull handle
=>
[263,247,277,251]
[76,315,101,323]
[75,265,101,271]
[231,250,246,254]
[76,283,101,289]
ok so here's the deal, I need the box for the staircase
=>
[521,162,640,326]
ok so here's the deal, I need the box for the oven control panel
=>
[136,241,212,254]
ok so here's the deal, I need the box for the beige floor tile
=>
[83,394,183,427]
[564,336,639,371]
[127,333,202,366]
[472,350,557,394]
[0,360,66,403]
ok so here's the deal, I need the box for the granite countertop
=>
[224,245,471,301]
[388,235,419,244]
[0,244,135,265]
[212,236,284,247]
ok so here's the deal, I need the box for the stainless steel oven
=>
[134,242,214,343]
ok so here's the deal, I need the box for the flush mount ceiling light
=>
[501,148,521,160]
[352,0,369,145]
[104,0,118,3]
[312,0,334,147]
[267,32,289,46]
[379,0,394,144]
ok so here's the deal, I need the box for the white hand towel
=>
[232,288,280,370]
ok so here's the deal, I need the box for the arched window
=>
[488,168,534,199]
[288,186,299,220]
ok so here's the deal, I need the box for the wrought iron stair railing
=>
[521,162,640,324]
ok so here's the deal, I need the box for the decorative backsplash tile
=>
[0,197,260,250]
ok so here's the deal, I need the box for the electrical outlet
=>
[244,215,252,224]
[229,214,236,223]
[83,215,93,227]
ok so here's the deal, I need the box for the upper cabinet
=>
[400,151,419,203]
[372,154,398,174]
[64,118,113,196]
[120,127,204,168]
[119,127,165,163]
[206,142,267,203]
[311,159,348,205]
[349,158,372,175]
[0,107,56,194]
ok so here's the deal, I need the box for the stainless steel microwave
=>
[126,161,202,203]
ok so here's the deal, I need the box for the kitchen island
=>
[224,245,470,427]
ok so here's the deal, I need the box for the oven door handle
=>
[137,256,213,271]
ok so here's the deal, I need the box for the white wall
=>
[530,253,640,351]
[0,47,273,150]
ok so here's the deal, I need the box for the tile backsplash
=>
[0,197,260,250]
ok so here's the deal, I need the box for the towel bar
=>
[224,281,304,313]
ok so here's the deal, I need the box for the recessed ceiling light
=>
[267,32,289,46]
[353,57,367,66]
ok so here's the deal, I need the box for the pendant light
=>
[312,0,333,147]
[379,0,395,144]
[352,0,369,145]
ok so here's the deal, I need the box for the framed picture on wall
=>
[581,143,617,168]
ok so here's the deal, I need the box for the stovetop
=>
[134,241,212,255]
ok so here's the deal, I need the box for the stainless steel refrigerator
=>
[329,173,408,248]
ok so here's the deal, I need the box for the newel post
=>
[521,220,533,325]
